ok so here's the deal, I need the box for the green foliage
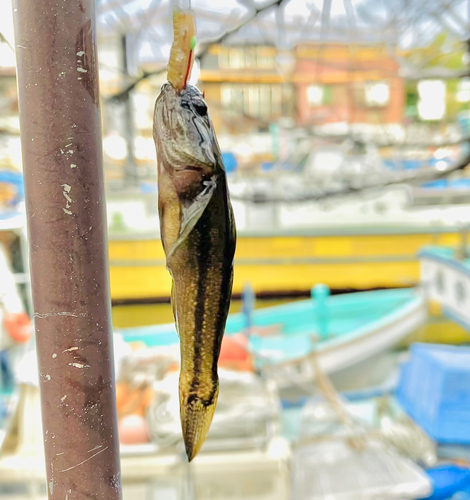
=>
[405,81,418,107]
[404,34,469,121]
[404,81,418,117]
[406,33,466,71]
[323,85,333,105]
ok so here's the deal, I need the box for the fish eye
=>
[193,101,207,117]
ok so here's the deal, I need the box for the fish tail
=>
[179,384,219,462]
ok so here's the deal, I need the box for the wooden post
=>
[13,1,122,498]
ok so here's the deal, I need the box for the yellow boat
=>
[109,226,462,301]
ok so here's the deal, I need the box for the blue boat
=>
[119,288,426,392]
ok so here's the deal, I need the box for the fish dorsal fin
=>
[166,176,217,264]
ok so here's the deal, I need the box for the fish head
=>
[154,83,221,196]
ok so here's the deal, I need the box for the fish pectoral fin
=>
[180,176,217,238]
[166,176,217,263]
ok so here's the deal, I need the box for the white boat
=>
[120,288,427,393]
[420,245,470,331]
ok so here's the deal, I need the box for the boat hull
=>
[121,289,427,393]
[420,246,470,331]
[261,292,426,394]
[109,229,461,301]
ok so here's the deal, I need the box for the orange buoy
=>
[4,312,32,344]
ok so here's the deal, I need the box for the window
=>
[418,80,446,121]
[364,82,390,107]
[221,84,284,119]
[219,47,245,69]
[218,49,229,69]
[229,48,244,69]
[457,78,470,103]
[256,47,276,69]
[245,47,257,68]
[307,85,332,107]
[259,86,272,119]
[307,85,324,107]
[221,86,244,114]
[218,47,276,69]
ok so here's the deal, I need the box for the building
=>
[199,45,289,133]
[199,43,404,132]
[294,43,404,126]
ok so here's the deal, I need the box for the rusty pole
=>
[13,1,122,499]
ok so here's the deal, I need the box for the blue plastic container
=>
[221,152,237,174]
[397,343,470,444]
[419,465,470,500]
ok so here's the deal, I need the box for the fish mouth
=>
[180,390,218,462]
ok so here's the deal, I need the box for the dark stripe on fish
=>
[208,190,235,403]
[190,211,211,394]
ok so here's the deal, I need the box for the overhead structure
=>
[95,0,470,68]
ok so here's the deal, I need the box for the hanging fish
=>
[153,9,236,462]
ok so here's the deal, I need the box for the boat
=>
[285,379,434,500]
[2,173,467,303]
[107,182,468,302]
[119,287,427,393]
[419,244,470,331]
[106,146,470,302]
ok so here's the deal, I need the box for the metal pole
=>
[13,1,122,499]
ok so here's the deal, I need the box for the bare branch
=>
[436,0,469,33]
[0,32,14,52]
[300,3,322,41]
[320,0,333,40]
[394,51,470,79]
[196,0,286,59]
[106,67,166,103]
[309,132,470,149]
[106,0,287,103]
